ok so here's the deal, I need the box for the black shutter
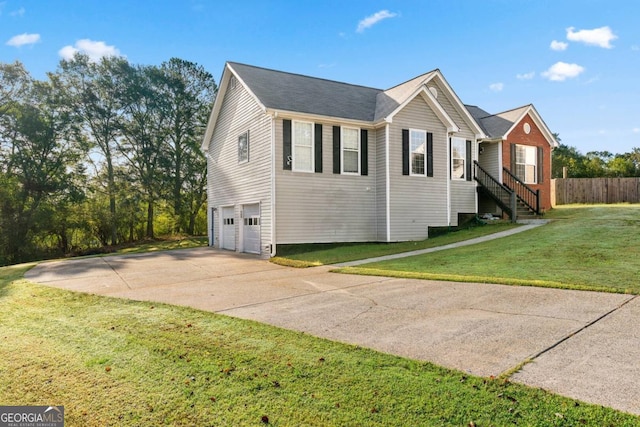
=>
[466,140,472,181]
[314,123,323,173]
[333,126,341,174]
[361,129,368,176]
[402,129,409,175]
[283,119,292,170]
[426,132,433,177]
[537,146,544,183]
[510,143,516,172]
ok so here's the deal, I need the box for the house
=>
[202,62,556,257]
[468,105,558,218]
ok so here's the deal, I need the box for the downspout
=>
[385,123,391,242]
[446,134,451,226]
[270,113,277,257]
[474,139,478,214]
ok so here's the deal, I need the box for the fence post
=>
[510,192,517,223]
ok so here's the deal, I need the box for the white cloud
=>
[516,71,535,80]
[10,6,24,17]
[542,61,585,81]
[566,26,617,49]
[632,45,640,52]
[356,10,398,33]
[6,33,40,47]
[550,40,568,51]
[59,39,122,62]
[633,128,640,134]
[489,82,504,92]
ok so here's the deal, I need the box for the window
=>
[451,137,466,180]
[515,144,537,184]
[238,131,249,163]
[410,129,426,176]
[292,121,314,172]
[341,127,360,174]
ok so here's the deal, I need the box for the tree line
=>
[0,55,217,266]
[552,138,640,178]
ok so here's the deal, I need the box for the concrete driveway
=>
[25,247,639,416]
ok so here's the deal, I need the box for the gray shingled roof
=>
[465,104,517,139]
[229,62,381,122]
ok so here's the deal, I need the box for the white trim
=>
[408,128,428,177]
[270,115,277,257]
[427,71,486,137]
[385,123,391,242]
[266,108,372,128]
[450,137,467,181]
[384,86,459,133]
[446,138,451,226]
[341,126,360,175]
[498,142,503,183]
[291,120,315,173]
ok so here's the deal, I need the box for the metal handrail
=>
[474,161,516,220]
[502,167,540,214]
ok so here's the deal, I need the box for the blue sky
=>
[2,0,639,154]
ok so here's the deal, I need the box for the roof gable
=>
[467,104,558,147]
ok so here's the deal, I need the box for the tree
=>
[156,58,216,234]
[0,70,86,263]
[117,63,170,239]
[59,54,130,245]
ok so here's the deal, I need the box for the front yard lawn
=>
[1,264,638,426]
[338,205,640,294]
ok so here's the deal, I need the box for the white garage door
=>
[221,206,235,251]
[242,203,260,254]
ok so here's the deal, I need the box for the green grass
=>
[114,236,208,255]
[338,205,640,294]
[273,221,519,267]
[1,265,638,425]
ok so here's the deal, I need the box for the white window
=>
[410,129,426,176]
[516,145,537,184]
[292,121,314,172]
[451,137,466,180]
[342,127,360,174]
[238,131,249,163]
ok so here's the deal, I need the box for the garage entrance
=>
[242,203,261,254]
[221,206,235,250]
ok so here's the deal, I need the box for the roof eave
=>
[265,108,375,127]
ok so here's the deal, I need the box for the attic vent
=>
[428,86,438,99]
[230,76,237,89]
[523,123,531,134]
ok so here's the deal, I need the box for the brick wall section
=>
[501,114,553,212]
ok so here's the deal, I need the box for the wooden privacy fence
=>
[552,178,640,205]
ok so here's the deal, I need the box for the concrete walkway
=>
[25,244,640,416]
[333,220,547,267]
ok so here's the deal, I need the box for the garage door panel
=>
[221,206,235,250]
[243,203,260,254]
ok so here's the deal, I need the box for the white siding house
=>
[202,62,486,257]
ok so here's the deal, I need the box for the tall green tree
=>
[156,58,216,234]
[0,69,85,263]
[117,63,169,239]
[59,54,130,245]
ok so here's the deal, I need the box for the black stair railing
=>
[502,167,540,214]
[473,161,517,221]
